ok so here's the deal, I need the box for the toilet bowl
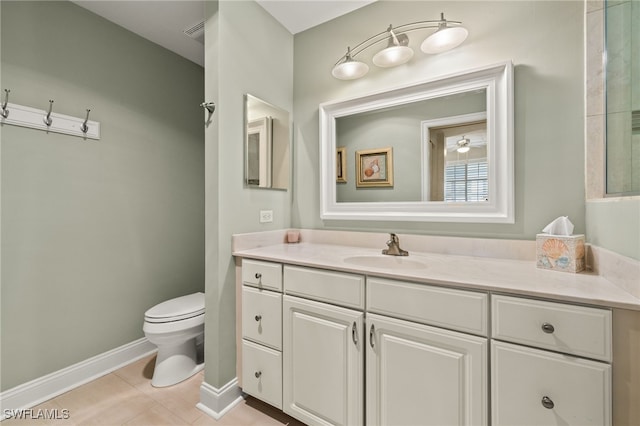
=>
[143,292,205,387]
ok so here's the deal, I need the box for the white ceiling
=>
[72,0,375,68]
[256,0,375,34]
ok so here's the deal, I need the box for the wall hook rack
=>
[1,89,10,119]
[0,98,100,140]
[80,109,91,133]
[200,101,215,114]
[43,100,54,126]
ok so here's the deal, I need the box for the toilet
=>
[143,292,205,387]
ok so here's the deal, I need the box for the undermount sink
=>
[343,255,427,270]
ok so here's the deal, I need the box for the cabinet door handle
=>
[369,324,375,349]
[541,322,555,334]
[352,322,359,346]
[541,396,554,409]
[255,272,262,279]
[255,314,262,322]
[255,371,262,379]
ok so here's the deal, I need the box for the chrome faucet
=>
[382,233,408,256]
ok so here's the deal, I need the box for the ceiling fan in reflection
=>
[447,136,486,153]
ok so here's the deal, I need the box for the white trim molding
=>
[197,378,244,420]
[0,338,156,419]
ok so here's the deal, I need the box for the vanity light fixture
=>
[331,47,370,80]
[332,13,468,81]
[372,26,413,68]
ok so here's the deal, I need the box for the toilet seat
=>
[144,292,205,323]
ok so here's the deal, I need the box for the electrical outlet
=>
[260,210,273,223]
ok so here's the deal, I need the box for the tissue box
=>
[536,234,585,273]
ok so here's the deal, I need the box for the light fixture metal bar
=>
[391,18,462,32]
[333,29,391,67]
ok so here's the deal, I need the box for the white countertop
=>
[233,241,640,311]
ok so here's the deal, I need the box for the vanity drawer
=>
[242,340,283,410]
[367,277,488,336]
[491,295,612,361]
[492,340,611,426]
[284,265,364,310]
[242,259,282,292]
[242,286,282,350]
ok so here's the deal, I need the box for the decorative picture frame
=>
[336,146,347,183]
[356,147,393,187]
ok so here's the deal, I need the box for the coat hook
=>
[1,89,10,119]
[43,100,54,126]
[80,109,91,133]
[200,101,215,114]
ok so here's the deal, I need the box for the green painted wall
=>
[293,1,585,239]
[204,0,293,388]
[586,200,640,260]
[0,1,204,391]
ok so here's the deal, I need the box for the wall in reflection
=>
[335,90,486,203]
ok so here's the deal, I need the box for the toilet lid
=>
[145,292,205,323]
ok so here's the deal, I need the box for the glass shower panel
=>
[606,0,640,195]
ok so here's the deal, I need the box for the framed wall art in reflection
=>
[356,147,393,188]
[336,146,347,183]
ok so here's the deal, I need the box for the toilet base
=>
[151,338,204,387]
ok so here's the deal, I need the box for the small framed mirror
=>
[244,94,290,190]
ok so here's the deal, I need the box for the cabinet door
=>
[283,295,363,426]
[492,340,611,426]
[366,313,488,426]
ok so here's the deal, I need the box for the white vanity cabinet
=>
[366,277,489,426]
[237,256,621,426]
[282,266,365,426]
[240,259,283,409]
[491,295,612,426]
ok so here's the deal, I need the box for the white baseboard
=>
[0,338,156,418]
[196,378,244,420]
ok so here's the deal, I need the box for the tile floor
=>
[3,355,304,425]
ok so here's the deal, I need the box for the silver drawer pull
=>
[352,322,359,345]
[541,396,554,409]
[369,324,375,349]
[541,322,555,334]
[255,272,262,279]
[255,371,262,379]
[255,315,262,322]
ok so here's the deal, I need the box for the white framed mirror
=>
[319,61,514,223]
[244,94,290,190]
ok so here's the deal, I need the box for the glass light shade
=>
[421,26,469,54]
[372,45,414,68]
[332,60,369,80]
[457,146,471,153]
